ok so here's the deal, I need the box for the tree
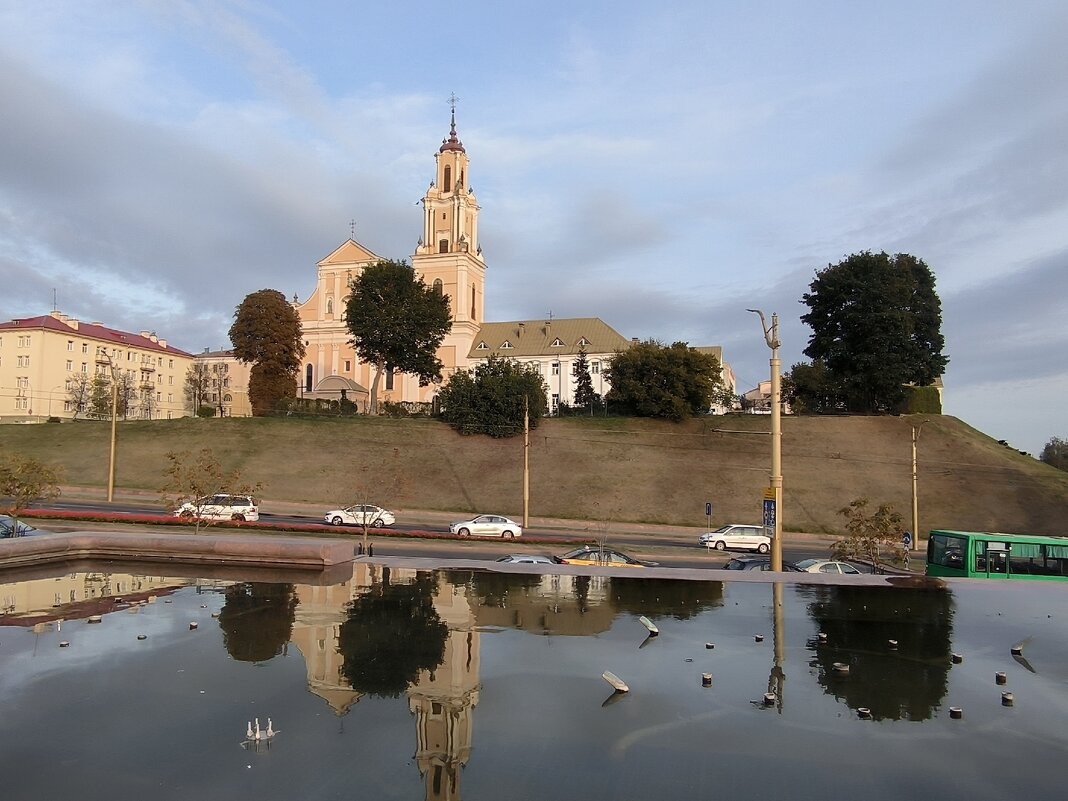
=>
[116,371,138,420]
[66,374,91,419]
[437,356,547,437]
[832,497,905,573]
[782,360,843,415]
[88,373,112,419]
[230,289,305,416]
[160,448,261,534]
[1040,437,1068,471]
[0,454,61,536]
[571,346,597,411]
[800,251,948,414]
[605,340,724,421]
[344,259,452,415]
[218,583,298,662]
[138,385,157,420]
[184,363,212,415]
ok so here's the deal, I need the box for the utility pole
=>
[910,419,929,553]
[748,309,783,571]
[523,394,530,528]
[97,348,119,503]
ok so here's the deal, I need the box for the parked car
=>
[174,494,259,522]
[450,515,522,539]
[0,515,47,538]
[325,504,396,527]
[495,554,556,564]
[794,559,862,575]
[722,556,803,572]
[557,545,656,568]
[699,524,771,553]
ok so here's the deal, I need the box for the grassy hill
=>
[2,413,1066,536]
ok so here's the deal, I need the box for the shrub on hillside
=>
[196,405,217,418]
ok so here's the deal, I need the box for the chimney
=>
[631,337,639,345]
[140,330,151,338]
[544,320,551,336]
[158,339,167,348]
[517,322,525,338]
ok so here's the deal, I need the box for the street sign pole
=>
[705,501,712,531]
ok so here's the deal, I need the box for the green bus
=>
[926,530,1068,580]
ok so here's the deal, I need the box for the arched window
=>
[438,239,449,253]
[433,278,443,295]
[443,165,452,193]
[305,364,313,393]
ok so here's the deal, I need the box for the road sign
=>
[763,487,776,501]
[705,502,712,517]
[763,499,777,533]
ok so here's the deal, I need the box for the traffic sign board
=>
[763,487,776,501]
[763,499,777,532]
[705,502,713,517]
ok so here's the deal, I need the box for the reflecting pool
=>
[1,563,1066,800]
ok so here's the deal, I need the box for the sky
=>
[1,0,1066,455]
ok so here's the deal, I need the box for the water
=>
[1,563,1066,800]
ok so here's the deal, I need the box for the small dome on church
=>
[438,108,466,154]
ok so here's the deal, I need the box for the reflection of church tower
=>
[412,102,487,380]
[407,580,480,801]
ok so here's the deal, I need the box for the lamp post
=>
[97,348,119,503]
[747,309,783,571]
[910,419,930,553]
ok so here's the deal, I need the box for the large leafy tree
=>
[438,356,547,437]
[605,340,724,421]
[800,251,948,414]
[0,454,61,536]
[184,362,212,415]
[229,289,304,415]
[1040,437,1068,471]
[344,259,452,415]
[218,583,298,663]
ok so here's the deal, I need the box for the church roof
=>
[469,318,632,359]
[318,238,381,267]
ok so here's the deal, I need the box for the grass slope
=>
[2,414,1066,535]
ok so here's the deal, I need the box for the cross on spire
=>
[349,219,356,239]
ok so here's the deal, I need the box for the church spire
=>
[439,93,465,154]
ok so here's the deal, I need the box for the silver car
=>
[450,514,522,539]
[495,554,554,564]
[699,524,771,553]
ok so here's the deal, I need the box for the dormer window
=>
[501,341,513,349]
[578,337,591,346]
[551,338,565,347]
[476,342,488,350]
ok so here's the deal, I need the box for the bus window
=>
[929,533,966,569]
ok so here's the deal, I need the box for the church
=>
[291,109,731,413]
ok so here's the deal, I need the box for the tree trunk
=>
[369,359,385,415]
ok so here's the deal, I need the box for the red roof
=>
[0,314,194,357]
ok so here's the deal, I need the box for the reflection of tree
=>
[610,578,724,620]
[445,570,542,608]
[218,583,298,662]
[803,584,953,721]
[338,569,448,698]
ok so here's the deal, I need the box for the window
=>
[385,366,394,391]
[438,239,449,253]
[169,359,173,369]
[476,342,488,350]
[551,338,564,347]
[501,341,513,349]
[167,393,172,403]
[64,401,72,412]
[578,337,591,346]
[551,393,559,409]
[67,340,74,351]
[66,360,72,371]
[471,286,476,319]
[168,376,173,385]
[443,164,452,193]
[591,361,600,375]
[552,362,560,376]
[82,343,88,353]
[81,363,88,373]
[433,279,443,296]
[305,364,313,393]
[344,360,351,372]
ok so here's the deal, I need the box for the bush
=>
[196,405,217,418]
[900,385,942,414]
[46,416,61,423]
[381,401,432,418]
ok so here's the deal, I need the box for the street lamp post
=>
[747,309,783,571]
[910,419,930,553]
[97,349,119,503]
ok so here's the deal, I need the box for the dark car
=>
[722,556,802,572]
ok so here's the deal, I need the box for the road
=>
[30,498,854,570]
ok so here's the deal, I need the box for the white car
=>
[174,494,259,522]
[450,514,522,539]
[325,504,396,527]
[699,524,771,553]
[794,559,862,574]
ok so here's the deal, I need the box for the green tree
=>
[344,259,452,415]
[88,373,112,420]
[605,340,724,421]
[184,362,212,415]
[1040,437,1068,471]
[230,289,305,416]
[571,346,597,411]
[0,454,61,536]
[218,583,298,662]
[801,251,948,413]
[437,355,547,437]
[782,360,843,415]
[832,497,905,573]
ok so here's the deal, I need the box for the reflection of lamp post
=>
[747,309,783,571]
[767,582,785,713]
[97,348,119,503]
[910,419,930,553]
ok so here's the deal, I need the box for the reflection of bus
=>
[926,530,1068,580]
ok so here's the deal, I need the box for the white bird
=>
[246,721,254,740]
[266,718,275,738]
[254,718,262,740]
